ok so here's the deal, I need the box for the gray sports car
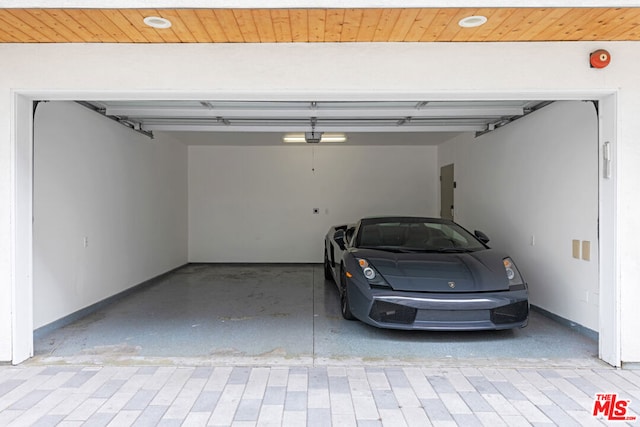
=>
[324,217,529,330]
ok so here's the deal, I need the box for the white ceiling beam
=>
[106,106,524,119]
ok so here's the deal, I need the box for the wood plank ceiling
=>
[1,7,640,43]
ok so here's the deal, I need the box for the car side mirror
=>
[474,230,490,244]
[334,229,347,249]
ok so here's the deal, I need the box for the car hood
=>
[351,248,510,292]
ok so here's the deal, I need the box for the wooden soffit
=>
[1,8,639,43]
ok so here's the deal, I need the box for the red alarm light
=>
[590,49,611,69]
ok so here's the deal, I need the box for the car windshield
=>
[355,219,486,253]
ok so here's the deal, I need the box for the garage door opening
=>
[14,94,618,366]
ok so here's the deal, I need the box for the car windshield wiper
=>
[358,246,415,253]
[394,248,473,253]
[433,248,474,253]
[359,246,476,254]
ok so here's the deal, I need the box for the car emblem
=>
[448,281,456,288]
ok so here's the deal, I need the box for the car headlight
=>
[503,257,525,289]
[357,258,391,289]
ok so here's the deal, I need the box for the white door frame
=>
[597,93,620,366]
[11,92,35,364]
[10,89,621,366]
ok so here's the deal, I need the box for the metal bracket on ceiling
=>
[75,101,154,139]
[475,101,554,138]
[396,117,412,126]
[305,116,323,143]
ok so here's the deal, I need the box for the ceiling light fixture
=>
[143,16,172,29]
[458,15,488,28]
[283,133,347,143]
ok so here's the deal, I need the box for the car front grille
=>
[416,309,489,322]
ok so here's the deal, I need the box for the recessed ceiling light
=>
[458,15,488,28]
[143,16,172,29]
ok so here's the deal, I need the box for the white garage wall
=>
[33,102,188,329]
[438,101,599,331]
[189,138,439,262]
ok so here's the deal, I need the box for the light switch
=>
[582,240,591,261]
[572,240,580,259]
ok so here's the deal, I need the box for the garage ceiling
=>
[1,7,640,43]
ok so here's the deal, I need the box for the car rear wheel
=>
[340,266,355,320]
[324,250,333,281]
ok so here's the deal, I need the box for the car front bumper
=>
[348,284,529,331]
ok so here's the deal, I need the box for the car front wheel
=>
[340,266,355,320]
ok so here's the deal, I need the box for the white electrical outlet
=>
[83,237,89,248]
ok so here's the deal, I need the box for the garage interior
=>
[31,98,600,365]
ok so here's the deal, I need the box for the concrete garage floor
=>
[32,264,601,368]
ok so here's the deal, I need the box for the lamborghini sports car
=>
[324,217,529,331]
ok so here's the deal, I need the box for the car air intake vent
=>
[491,301,529,324]
[369,301,417,325]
